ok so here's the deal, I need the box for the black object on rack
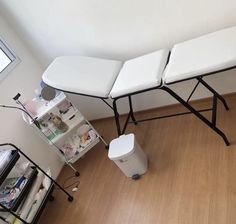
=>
[0,143,74,224]
[11,167,38,212]
[0,150,20,186]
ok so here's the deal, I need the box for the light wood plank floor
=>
[40,94,236,224]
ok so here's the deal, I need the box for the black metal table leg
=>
[212,94,217,126]
[128,96,137,125]
[162,87,230,146]
[113,99,122,136]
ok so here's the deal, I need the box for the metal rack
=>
[0,143,73,224]
[21,92,108,175]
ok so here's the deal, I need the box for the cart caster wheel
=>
[49,195,54,201]
[225,104,229,111]
[68,196,74,202]
[75,171,80,177]
[132,174,140,180]
[105,145,109,150]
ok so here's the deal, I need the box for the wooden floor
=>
[40,94,236,224]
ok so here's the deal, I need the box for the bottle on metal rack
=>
[50,113,69,133]
[39,120,56,140]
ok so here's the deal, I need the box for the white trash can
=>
[108,133,148,178]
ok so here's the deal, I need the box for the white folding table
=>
[42,26,236,146]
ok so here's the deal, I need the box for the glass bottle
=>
[50,113,69,133]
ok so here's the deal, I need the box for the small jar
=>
[50,113,69,133]
[39,119,55,140]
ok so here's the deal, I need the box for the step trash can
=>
[108,133,148,178]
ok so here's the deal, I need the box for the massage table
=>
[42,26,236,146]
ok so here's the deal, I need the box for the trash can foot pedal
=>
[132,174,140,180]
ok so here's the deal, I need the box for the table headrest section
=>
[42,56,123,98]
[110,49,170,98]
[163,26,236,84]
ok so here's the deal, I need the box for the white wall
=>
[0,12,63,177]
[0,0,236,120]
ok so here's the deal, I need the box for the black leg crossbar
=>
[127,108,213,124]
[197,77,229,110]
[187,80,200,102]
[111,78,230,146]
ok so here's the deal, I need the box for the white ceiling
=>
[1,0,236,68]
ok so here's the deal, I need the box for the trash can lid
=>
[108,133,135,160]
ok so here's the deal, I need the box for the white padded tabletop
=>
[42,56,123,98]
[164,26,236,84]
[110,49,169,98]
